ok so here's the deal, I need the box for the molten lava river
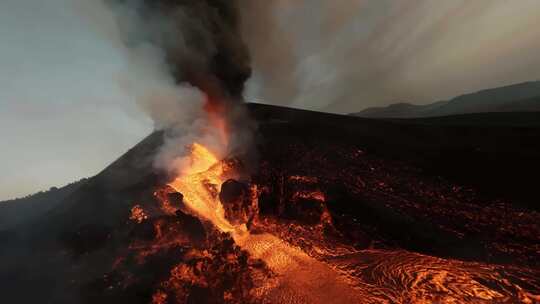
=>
[119,142,539,304]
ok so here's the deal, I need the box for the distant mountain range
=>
[352,81,540,118]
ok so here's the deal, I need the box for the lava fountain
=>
[167,94,247,235]
[168,143,240,234]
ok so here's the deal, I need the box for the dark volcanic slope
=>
[1,104,539,303]
[0,179,86,230]
[252,104,540,210]
[250,103,540,260]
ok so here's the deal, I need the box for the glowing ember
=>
[153,188,178,215]
[152,291,167,304]
[292,190,326,202]
[289,175,318,183]
[129,205,148,223]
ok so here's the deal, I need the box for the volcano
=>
[1,104,539,303]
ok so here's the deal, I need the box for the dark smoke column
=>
[137,0,252,102]
[115,0,256,159]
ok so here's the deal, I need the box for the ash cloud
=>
[241,0,540,113]
[113,0,251,101]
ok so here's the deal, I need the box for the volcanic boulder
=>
[167,192,184,208]
[219,179,254,226]
[285,194,326,226]
[174,209,207,243]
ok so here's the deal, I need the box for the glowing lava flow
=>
[166,143,540,303]
[169,143,238,234]
[167,143,369,303]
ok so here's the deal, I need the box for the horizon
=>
[2,79,540,201]
[3,76,540,201]
[2,78,540,201]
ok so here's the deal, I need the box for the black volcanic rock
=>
[63,224,112,257]
[284,197,325,225]
[130,219,157,241]
[256,190,279,216]
[220,179,247,205]
[167,192,184,207]
[219,179,253,225]
[174,209,207,243]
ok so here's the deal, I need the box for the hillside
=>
[352,81,540,118]
[0,179,87,230]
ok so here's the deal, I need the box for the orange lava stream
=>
[235,233,370,303]
[169,143,237,233]
[168,143,369,303]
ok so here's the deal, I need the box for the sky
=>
[243,0,540,112]
[0,0,153,200]
[1,0,540,200]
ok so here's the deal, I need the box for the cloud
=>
[242,0,540,113]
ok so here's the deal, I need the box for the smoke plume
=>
[107,0,256,176]
[114,0,251,100]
